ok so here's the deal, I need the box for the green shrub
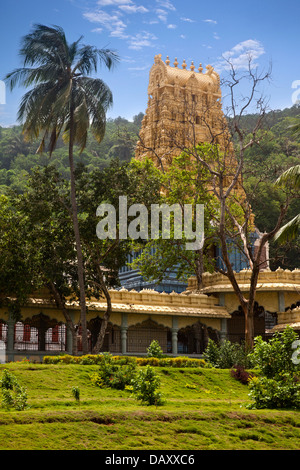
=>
[0,369,28,411]
[131,366,164,406]
[43,354,207,368]
[247,327,300,409]
[91,353,137,390]
[71,386,80,403]
[249,326,300,379]
[147,340,164,358]
[0,368,15,390]
[247,374,300,409]
[203,339,252,369]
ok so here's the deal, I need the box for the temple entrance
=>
[178,322,219,354]
[86,317,121,353]
[227,302,267,343]
[127,319,170,354]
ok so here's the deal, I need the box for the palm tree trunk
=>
[68,100,89,355]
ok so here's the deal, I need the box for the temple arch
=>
[177,321,219,354]
[127,318,171,354]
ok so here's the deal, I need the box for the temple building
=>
[0,54,299,362]
[119,54,254,292]
[135,53,231,167]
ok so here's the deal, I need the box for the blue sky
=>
[1,0,300,127]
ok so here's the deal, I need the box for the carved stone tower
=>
[135,54,230,167]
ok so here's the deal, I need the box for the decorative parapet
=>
[26,286,230,319]
[187,268,300,293]
[272,306,300,332]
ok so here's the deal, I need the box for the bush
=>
[91,353,137,390]
[0,369,28,411]
[230,365,253,385]
[247,327,300,409]
[147,340,164,358]
[247,374,300,409]
[43,354,207,368]
[71,386,80,403]
[131,366,164,406]
[249,326,300,379]
[203,339,252,369]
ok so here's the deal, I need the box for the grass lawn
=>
[0,362,299,450]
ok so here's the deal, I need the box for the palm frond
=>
[274,213,300,244]
[6,23,117,155]
[275,164,300,190]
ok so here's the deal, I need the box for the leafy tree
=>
[274,164,300,244]
[5,24,119,353]
[129,151,218,290]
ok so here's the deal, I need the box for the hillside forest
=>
[0,105,300,272]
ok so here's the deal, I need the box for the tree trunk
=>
[195,248,204,291]
[68,100,89,354]
[92,265,112,353]
[47,281,78,356]
[244,304,254,350]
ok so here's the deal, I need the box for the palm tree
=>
[5,24,119,354]
[274,164,300,243]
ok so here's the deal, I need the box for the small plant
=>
[131,366,164,406]
[230,365,253,385]
[91,352,137,390]
[147,340,164,358]
[185,383,197,390]
[0,369,28,411]
[0,369,15,390]
[71,386,80,404]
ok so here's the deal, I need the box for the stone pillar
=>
[220,318,227,342]
[121,313,128,355]
[219,293,227,342]
[278,291,285,312]
[6,313,15,362]
[171,316,178,355]
[66,323,73,355]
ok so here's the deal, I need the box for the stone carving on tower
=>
[135,54,232,167]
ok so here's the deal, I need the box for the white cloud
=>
[167,24,177,29]
[156,0,176,11]
[203,19,217,24]
[84,9,128,37]
[180,17,195,23]
[218,39,265,71]
[119,4,149,13]
[156,8,168,22]
[128,31,157,50]
[128,64,150,71]
[97,0,132,5]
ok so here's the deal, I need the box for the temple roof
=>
[148,54,221,95]
[187,268,300,293]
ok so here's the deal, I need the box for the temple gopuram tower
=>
[135,54,231,167]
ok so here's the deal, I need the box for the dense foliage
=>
[247,327,300,409]
[0,115,142,193]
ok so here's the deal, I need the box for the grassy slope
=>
[0,363,299,450]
